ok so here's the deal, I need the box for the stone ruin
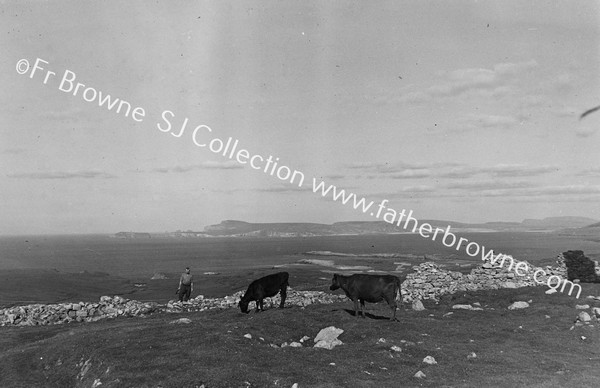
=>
[400,253,569,303]
[560,250,600,283]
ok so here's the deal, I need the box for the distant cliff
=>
[114,232,151,239]
[198,217,599,237]
[114,216,598,239]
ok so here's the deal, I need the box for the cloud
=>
[257,185,308,193]
[388,170,432,179]
[345,162,556,182]
[411,60,538,101]
[575,123,599,138]
[2,148,26,155]
[7,170,116,179]
[576,168,600,177]
[454,113,520,131]
[439,164,556,179]
[444,180,536,190]
[346,161,442,173]
[456,184,600,198]
[484,165,558,177]
[152,160,244,173]
[323,174,346,180]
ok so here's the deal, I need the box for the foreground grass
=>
[1,284,600,388]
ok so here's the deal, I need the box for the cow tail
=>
[395,277,402,303]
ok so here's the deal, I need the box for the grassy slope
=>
[1,284,600,388]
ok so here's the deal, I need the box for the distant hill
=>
[114,216,598,238]
[522,217,598,230]
[557,219,600,239]
[196,217,599,238]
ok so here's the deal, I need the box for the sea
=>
[1,232,599,278]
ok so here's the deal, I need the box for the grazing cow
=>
[238,272,289,313]
[330,273,401,321]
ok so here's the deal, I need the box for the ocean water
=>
[1,233,598,278]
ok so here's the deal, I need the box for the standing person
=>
[177,267,194,302]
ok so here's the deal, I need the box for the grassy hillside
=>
[2,284,600,387]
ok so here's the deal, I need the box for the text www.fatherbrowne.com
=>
[18,57,581,299]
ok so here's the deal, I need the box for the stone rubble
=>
[401,254,567,303]
[423,356,437,365]
[0,289,348,327]
[0,296,160,326]
[508,301,530,310]
[313,326,344,350]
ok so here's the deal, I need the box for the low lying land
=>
[2,233,599,387]
[2,270,600,387]
[0,285,599,387]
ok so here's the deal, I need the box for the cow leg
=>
[353,299,359,318]
[360,299,366,318]
[259,299,265,311]
[387,298,398,321]
[279,286,287,309]
[255,300,260,312]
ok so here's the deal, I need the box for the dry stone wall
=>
[0,290,347,327]
[0,296,160,326]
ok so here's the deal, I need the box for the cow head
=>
[329,274,341,291]
[238,298,250,314]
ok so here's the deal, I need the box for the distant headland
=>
[114,217,599,239]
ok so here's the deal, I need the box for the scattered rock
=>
[577,312,592,323]
[576,305,590,310]
[593,307,600,318]
[545,288,557,295]
[414,371,426,378]
[289,342,302,348]
[503,282,517,289]
[508,301,529,310]
[412,300,425,311]
[299,336,310,343]
[423,356,437,365]
[169,318,192,324]
[390,345,402,352]
[467,352,477,359]
[314,326,344,350]
[452,304,471,310]
[377,338,386,344]
[244,333,252,339]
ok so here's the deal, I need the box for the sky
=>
[1,0,599,235]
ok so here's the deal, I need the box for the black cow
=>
[238,272,289,313]
[330,273,401,321]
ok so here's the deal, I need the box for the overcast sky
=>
[1,1,599,235]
